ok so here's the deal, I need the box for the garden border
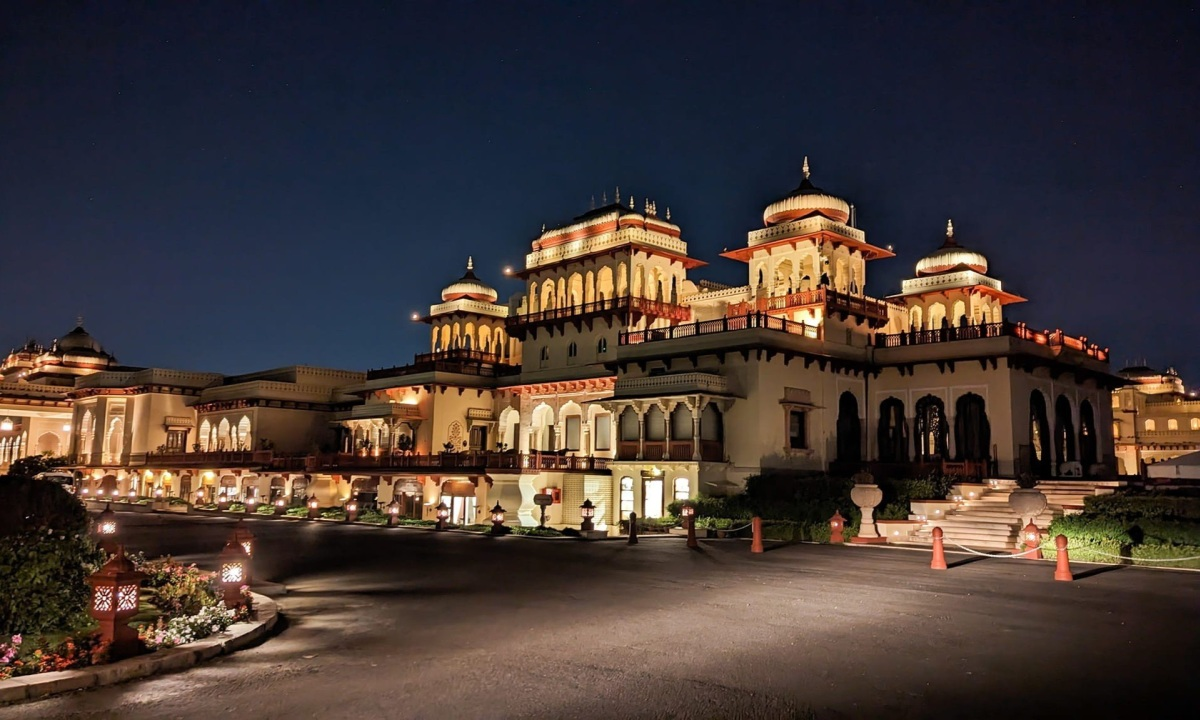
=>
[0,592,278,705]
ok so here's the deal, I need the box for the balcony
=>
[506,296,691,335]
[619,312,821,346]
[131,450,307,470]
[614,372,729,397]
[873,322,1109,361]
[614,440,724,462]
[727,288,894,327]
[366,349,520,382]
[305,451,610,473]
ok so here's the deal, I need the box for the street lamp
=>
[435,501,450,530]
[580,499,596,533]
[245,495,257,513]
[345,500,358,523]
[387,497,401,527]
[679,502,696,548]
[86,549,145,659]
[307,497,320,519]
[490,502,507,535]
[274,497,287,516]
[218,541,250,609]
[229,519,255,558]
[96,503,118,551]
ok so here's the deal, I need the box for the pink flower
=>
[10,635,20,645]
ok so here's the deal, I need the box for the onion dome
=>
[915,220,990,276]
[55,320,110,356]
[1116,365,1158,379]
[441,257,498,303]
[762,157,851,226]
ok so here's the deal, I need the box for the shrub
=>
[167,497,189,506]
[461,524,490,533]
[357,509,388,525]
[1083,492,1200,521]
[0,476,105,636]
[398,518,437,527]
[256,504,275,515]
[319,508,346,521]
[285,506,308,518]
[138,558,220,617]
[229,503,246,513]
[138,604,237,650]
[0,633,110,679]
[509,526,563,537]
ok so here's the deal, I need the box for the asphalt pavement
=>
[3,510,1197,720]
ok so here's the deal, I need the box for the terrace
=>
[506,295,691,334]
[873,321,1109,361]
[366,349,520,382]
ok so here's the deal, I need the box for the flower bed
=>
[0,634,111,680]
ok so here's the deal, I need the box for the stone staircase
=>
[904,479,1124,552]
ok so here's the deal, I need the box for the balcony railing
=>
[367,349,520,381]
[873,321,1109,361]
[615,440,725,462]
[305,452,610,473]
[620,313,821,346]
[128,450,310,469]
[507,295,691,332]
[727,288,894,325]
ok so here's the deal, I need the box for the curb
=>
[0,592,279,705]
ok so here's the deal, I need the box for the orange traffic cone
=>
[1054,534,1073,581]
[931,526,948,570]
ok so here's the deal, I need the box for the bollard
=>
[1020,521,1043,560]
[1054,534,1073,581]
[829,511,845,544]
[930,526,947,570]
[751,516,764,553]
[686,515,698,550]
[627,511,639,545]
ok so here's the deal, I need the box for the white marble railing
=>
[525,227,688,270]
[746,216,865,247]
[616,372,728,395]
[428,299,509,318]
[900,270,1002,294]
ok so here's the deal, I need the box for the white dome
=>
[441,257,498,303]
[915,220,989,276]
[762,157,851,226]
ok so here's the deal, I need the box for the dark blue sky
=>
[2,2,1197,381]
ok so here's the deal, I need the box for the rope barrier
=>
[948,542,1043,559]
[1067,548,1200,563]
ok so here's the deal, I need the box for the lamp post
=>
[387,497,401,527]
[490,502,507,535]
[307,497,320,519]
[580,499,596,533]
[96,502,118,552]
[829,511,845,544]
[217,492,230,512]
[680,502,697,549]
[86,548,146,659]
[218,541,251,609]
[435,501,450,530]
[229,519,255,558]
[345,500,358,523]
[274,497,287,516]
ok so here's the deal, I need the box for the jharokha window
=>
[788,411,808,449]
[780,387,815,452]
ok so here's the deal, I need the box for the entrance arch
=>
[877,398,908,463]
[836,392,861,463]
[1029,391,1052,478]
[954,393,990,461]
[1054,395,1077,467]
[1079,400,1098,475]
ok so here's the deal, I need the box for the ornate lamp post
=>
[229,519,255,558]
[217,492,230,512]
[218,541,251,609]
[87,549,146,659]
[244,495,257,514]
[307,497,320,519]
[435,501,450,530]
[387,497,401,527]
[490,502,507,535]
[680,502,697,548]
[96,502,118,552]
[580,499,596,533]
[274,497,287,516]
[345,500,359,523]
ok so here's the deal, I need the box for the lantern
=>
[245,495,257,513]
[81,486,90,496]
[345,500,359,522]
[217,492,230,511]
[196,489,206,504]
[829,511,845,544]
[229,519,255,558]
[435,501,450,530]
[307,497,320,519]
[274,497,286,515]
[490,502,506,534]
[387,498,401,527]
[87,549,146,659]
[218,541,251,608]
[128,489,137,501]
[679,501,696,548]
[1021,521,1043,560]
[96,503,118,551]
[153,487,164,499]
[579,498,596,533]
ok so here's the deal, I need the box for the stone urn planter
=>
[1008,487,1048,525]
[850,472,884,541]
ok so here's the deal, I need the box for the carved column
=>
[691,399,702,461]
[637,406,645,461]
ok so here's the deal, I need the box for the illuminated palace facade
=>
[4,161,1121,529]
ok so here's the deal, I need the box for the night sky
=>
[2,3,1197,382]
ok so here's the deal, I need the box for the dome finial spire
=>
[76,314,84,327]
[466,256,474,271]
[946,219,954,238]
[802,156,810,179]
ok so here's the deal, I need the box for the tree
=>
[6,454,68,480]
[0,475,104,635]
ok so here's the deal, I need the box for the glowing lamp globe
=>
[491,502,506,524]
[154,487,164,498]
[387,498,401,526]
[679,503,694,519]
[230,520,255,558]
[435,501,450,530]
[97,503,118,537]
[580,498,596,532]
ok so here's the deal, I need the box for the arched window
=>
[1054,395,1077,465]
[954,393,990,462]
[1168,419,1179,431]
[836,392,861,463]
[568,342,578,358]
[597,337,608,354]
[1192,418,1200,431]
[218,418,231,450]
[619,407,639,442]
[539,346,550,369]
[877,398,908,463]
[1145,419,1156,432]
[237,416,251,450]
[670,404,693,440]
[914,395,947,461]
[644,405,666,442]
[619,476,634,520]
[1079,400,1097,475]
[673,477,690,502]
[1030,391,1052,478]
[199,419,212,451]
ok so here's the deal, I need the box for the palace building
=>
[10,160,1124,529]
[1112,365,1200,474]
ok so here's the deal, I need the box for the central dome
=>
[915,220,989,276]
[441,257,498,303]
[56,323,107,355]
[762,157,851,226]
